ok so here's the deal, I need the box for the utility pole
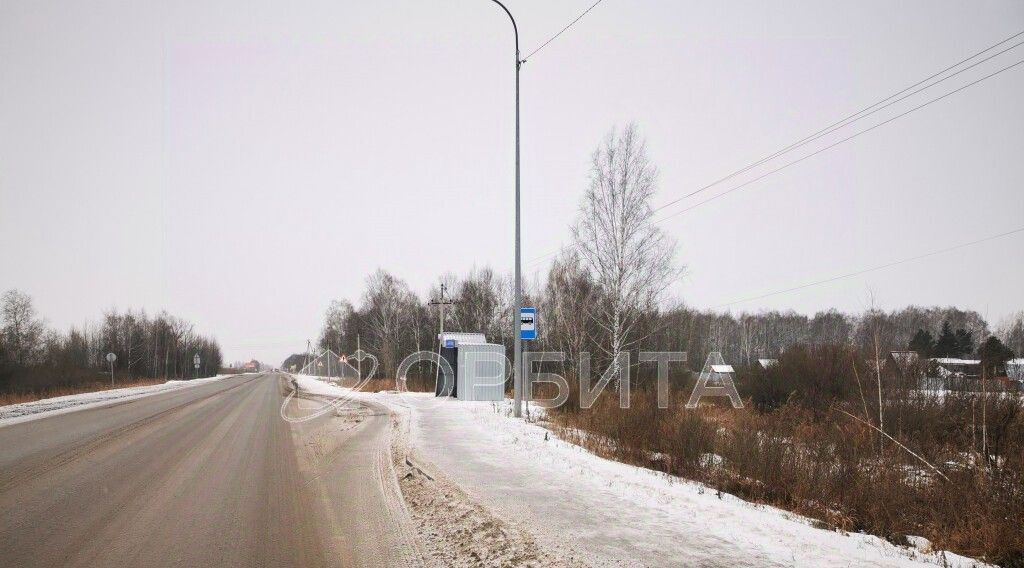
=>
[429,283,455,337]
[429,283,456,391]
[489,0,524,418]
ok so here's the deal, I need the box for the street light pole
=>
[490,0,524,418]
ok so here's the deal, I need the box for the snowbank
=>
[0,374,237,426]
[291,373,352,398]
[292,375,987,567]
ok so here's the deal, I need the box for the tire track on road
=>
[0,374,263,492]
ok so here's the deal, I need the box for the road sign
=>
[106,352,117,386]
[445,339,456,348]
[193,353,201,369]
[520,307,537,340]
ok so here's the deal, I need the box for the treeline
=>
[317,263,1024,381]
[0,289,223,394]
[650,304,1019,370]
[315,127,1022,382]
[312,124,1023,562]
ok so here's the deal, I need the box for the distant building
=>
[887,351,922,378]
[1007,359,1024,381]
[885,352,988,390]
[242,360,260,373]
[929,358,981,379]
[756,358,778,370]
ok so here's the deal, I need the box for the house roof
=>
[889,351,921,374]
[756,358,778,369]
[930,358,980,365]
[439,332,488,345]
[711,364,735,373]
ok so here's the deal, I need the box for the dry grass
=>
[550,346,1024,566]
[0,377,166,406]
[356,376,434,393]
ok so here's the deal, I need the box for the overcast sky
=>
[2,0,1022,365]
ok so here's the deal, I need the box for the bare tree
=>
[452,267,507,341]
[0,291,222,391]
[1,289,44,366]
[862,292,886,454]
[998,311,1024,356]
[319,299,354,353]
[571,124,679,376]
[363,269,416,378]
[543,250,596,372]
[167,318,193,379]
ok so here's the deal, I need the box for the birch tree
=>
[571,124,679,376]
[363,269,418,377]
[543,250,596,372]
[452,267,506,342]
[1,289,44,366]
[997,311,1024,356]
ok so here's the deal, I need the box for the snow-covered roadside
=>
[292,375,987,568]
[0,374,239,427]
[290,375,583,567]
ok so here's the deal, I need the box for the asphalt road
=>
[0,373,420,567]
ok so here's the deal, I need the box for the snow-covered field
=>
[0,374,237,426]
[293,374,987,568]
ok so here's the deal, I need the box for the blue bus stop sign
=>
[520,307,537,340]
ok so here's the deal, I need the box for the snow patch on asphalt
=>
[0,374,238,427]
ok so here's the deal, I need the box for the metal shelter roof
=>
[438,332,489,345]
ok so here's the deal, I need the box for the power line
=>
[523,30,1024,266]
[650,31,1024,215]
[528,54,1024,267]
[525,248,560,266]
[653,57,1024,224]
[712,226,1024,309]
[522,0,605,62]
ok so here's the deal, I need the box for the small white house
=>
[437,332,506,401]
[1008,359,1024,381]
[930,358,981,379]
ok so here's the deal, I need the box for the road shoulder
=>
[0,374,240,427]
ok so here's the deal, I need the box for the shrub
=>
[549,344,1024,565]
[750,344,863,415]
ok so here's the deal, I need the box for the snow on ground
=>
[293,375,987,568]
[0,374,237,426]
[291,373,349,397]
